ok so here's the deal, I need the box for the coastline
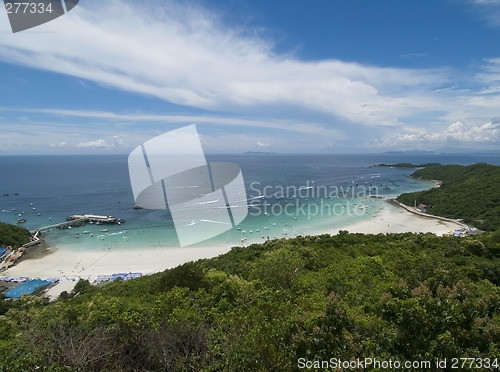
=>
[3,243,233,281]
[2,197,465,283]
[316,198,463,236]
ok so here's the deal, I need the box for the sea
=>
[1,153,500,252]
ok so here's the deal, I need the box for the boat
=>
[16,218,26,224]
[101,229,109,232]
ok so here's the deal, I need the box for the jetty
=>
[35,218,86,232]
[66,214,125,225]
[34,214,125,233]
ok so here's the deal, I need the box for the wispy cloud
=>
[468,0,500,27]
[0,106,342,137]
[0,107,346,153]
[0,0,448,129]
[0,0,499,152]
[400,52,428,60]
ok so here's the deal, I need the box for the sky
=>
[1,0,500,154]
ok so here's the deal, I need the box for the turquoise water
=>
[1,153,499,251]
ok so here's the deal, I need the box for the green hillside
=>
[0,232,499,371]
[0,221,31,248]
[397,163,500,231]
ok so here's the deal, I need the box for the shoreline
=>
[3,242,233,282]
[2,198,466,284]
[313,198,464,236]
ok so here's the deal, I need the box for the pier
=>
[34,214,125,233]
[66,214,125,225]
[35,218,86,232]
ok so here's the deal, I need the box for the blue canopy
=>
[4,279,50,298]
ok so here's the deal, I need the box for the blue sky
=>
[1,0,500,154]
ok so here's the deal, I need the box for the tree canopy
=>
[0,221,31,248]
[397,163,500,230]
[0,231,498,371]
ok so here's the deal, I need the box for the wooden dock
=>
[34,218,86,232]
[33,214,125,233]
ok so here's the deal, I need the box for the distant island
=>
[376,162,441,168]
[244,151,278,155]
[383,150,439,155]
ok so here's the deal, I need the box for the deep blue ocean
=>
[1,153,499,250]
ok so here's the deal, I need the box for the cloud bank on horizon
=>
[0,0,500,153]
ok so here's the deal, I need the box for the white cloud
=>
[0,0,498,152]
[112,136,124,146]
[476,58,500,84]
[0,0,449,129]
[0,106,343,137]
[76,139,109,148]
[469,0,500,27]
[76,136,125,149]
[257,141,269,147]
[377,120,500,149]
[51,141,68,148]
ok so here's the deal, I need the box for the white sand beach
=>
[4,244,232,281]
[328,201,463,236]
[3,200,463,282]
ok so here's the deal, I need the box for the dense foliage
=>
[0,221,31,248]
[0,231,498,371]
[397,163,500,230]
